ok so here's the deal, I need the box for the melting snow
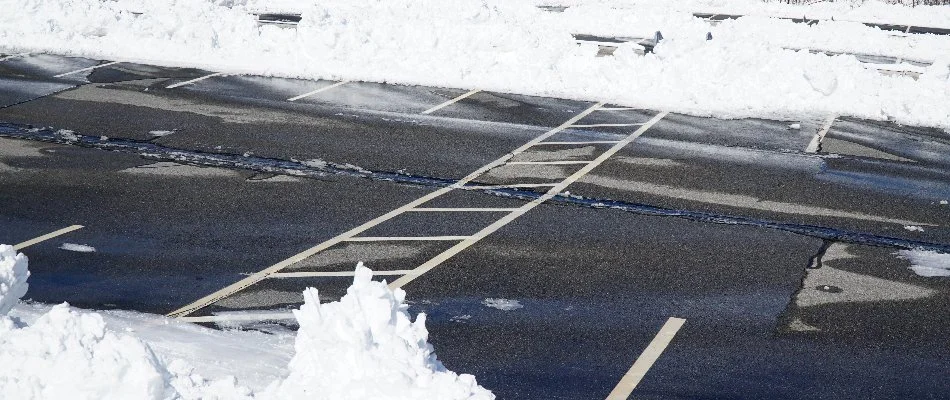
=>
[482,298,524,311]
[59,243,96,253]
[897,249,950,277]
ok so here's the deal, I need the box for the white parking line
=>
[270,270,412,278]
[166,102,605,319]
[605,317,686,400]
[287,81,349,101]
[13,225,84,250]
[53,61,120,78]
[343,236,471,242]
[166,72,226,89]
[805,115,837,153]
[389,111,668,289]
[570,123,644,128]
[421,89,480,114]
[507,160,593,165]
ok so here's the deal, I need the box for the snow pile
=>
[0,246,492,399]
[1,0,950,130]
[267,263,493,400]
[897,249,950,277]
[0,245,29,316]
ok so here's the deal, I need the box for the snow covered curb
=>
[1,0,949,131]
[0,245,493,399]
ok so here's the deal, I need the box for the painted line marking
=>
[343,236,471,242]
[13,225,84,250]
[167,186,461,317]
[167,102,605,318]
[533,141,621,146]
[166,72,226,89]
[269,270,412,279]
[53,61,120,78]
[805,115,837,153]
[178,312,295,324]
[570,123,644,128]
[0,52,31,62]
[389,111,668,289]
[507,160,593,165]
[906,25,912,33]
[596,107,638,111]
[462,183,558,190]
[287,81,349,101]
[408,207,520,212]
[605,317,686,400]
[421,89,480,114]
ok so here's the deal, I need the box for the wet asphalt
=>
[1,54,949,399]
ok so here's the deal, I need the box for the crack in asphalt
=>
[3,121,949,255]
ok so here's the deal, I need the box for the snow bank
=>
[267,263,493,400]
[897,249,950,277]
[1,0,949,130]
[549,0,950,28]
[0,304,174,400]
[0,245,176,400]
[0,246,492,399]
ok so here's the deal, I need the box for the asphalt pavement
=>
[1,53,948,399]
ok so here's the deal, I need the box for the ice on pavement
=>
[897,249,950,277]
[59,243,96,253]
[1,0,949,130]
[0,246,493,399]
[482,298,525,311]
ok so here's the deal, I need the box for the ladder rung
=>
[462,183,557,190]
[408,207,521,212]
[178,312,295,323]
[533,141,621,145]
[343,236,471,242]
[569,123,644,128]
[270,270,412,278]
[507,160,593,165]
